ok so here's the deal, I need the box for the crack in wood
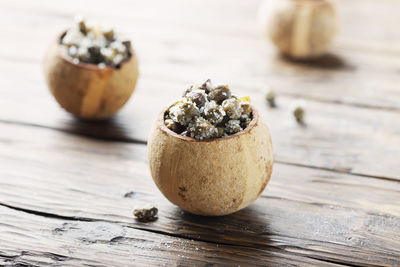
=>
[260,195,400,222]
[0,119,398,184]
[0,203,366,266]
[275,160,400,183]
[1,202,269,251]
[304,255,373,267]
[0,250,85,266]
[122,226,348,266]
[0,250,41,267]
[0,119,147,145]
[0,203,93,222]
[278,92,400,113]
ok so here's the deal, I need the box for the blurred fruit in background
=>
[258,0,337,59]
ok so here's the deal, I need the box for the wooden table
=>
[1,0,399,266]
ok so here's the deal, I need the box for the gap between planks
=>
[0,118,398,184]
[2,1,400,114]
[1,53,400,114]
[1,121,398,265]
[0,203,357,267]
[277,91,400,113]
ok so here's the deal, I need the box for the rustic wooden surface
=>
[1,0,400,266]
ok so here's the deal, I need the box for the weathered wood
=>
[2,206,341,267]
[0,0,400,181]
[0,123,399,266]
[2,63,400,180]
[1,0,400,111]
[1,0,400,265]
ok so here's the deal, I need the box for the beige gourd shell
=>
[148,107,274,216]
[259,0,337,59]
[43,32,139,119]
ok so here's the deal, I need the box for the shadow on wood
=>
[172,206,273,248]
[280,53,354,71]
[61,116,145,144]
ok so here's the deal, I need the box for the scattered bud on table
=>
[293,106,305,123]
[265,89,276,107]
[133,206,158,222]
[259,0,337,59]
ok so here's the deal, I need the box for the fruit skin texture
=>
[43,33,139,119]
[259,0,337,59]
[148,106,273,216]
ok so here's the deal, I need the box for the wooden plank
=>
[2,0,400,49]
[1,1,399,266]
[1,0,400,111]
[1,59,400,180]
[0,122,399,266]
[2,206,338,267]
[0,0,399,180]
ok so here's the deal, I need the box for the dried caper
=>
[103,28,115,41]
[165,80,253,140]
[165,119,183,133]
[61,17,131,67]
[240,116,252,129]
[182,84,195,97]
[133,206,158,222]
[240,101,252,117]
[215,127,226,138]
[122,39,131,51]
[169,100,200,126]
[77,17,87,35]
[293,106,305,123]
[208,84,231,103]
[186,90,207,108]
[87,46,103,64]
[199,79,213,94]
[225,120,242,135]
[222,98,242,120]
[266,90,276,107]
[187,117,218,140]
[203,101,226,124]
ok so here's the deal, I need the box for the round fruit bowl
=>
[259,0,337,59]
[148,105,274,216]
[43,31,139,119]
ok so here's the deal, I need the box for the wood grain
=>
[0,122,399,266]
[1,0,400,265]
[1,0,400,111]
[2,64,400,180]
[0,0,400,181]
[3,206,343,267]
